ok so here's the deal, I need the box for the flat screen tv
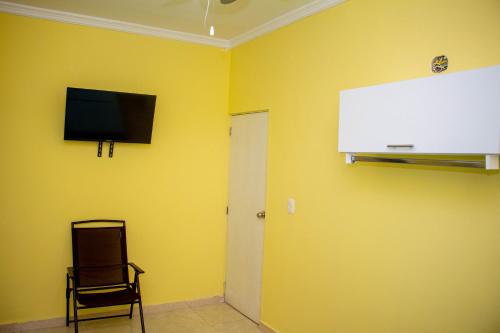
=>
[64,87,156,143]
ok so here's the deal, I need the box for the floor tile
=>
[22,327,72,333]
[191,304,245,325]
[170,328,218,333]
[19,303,259,333]
[147,308,207,333]
[213,319,262,333]
[22,317,146,333]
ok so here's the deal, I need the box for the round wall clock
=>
[432,55,448,73]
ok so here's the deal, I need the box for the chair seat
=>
[76,288,139,307]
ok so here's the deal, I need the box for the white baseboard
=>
[0,296,224,333]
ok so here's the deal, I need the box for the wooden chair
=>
[66,220,146,332]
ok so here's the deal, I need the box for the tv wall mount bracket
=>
[97,141,115,158]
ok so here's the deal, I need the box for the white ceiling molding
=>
[0,1,231,48]
[0,0,345,49]
[229,0,345,48]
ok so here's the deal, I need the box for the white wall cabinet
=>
[339,65,500,155]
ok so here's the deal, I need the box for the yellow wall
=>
[229,0,500,332]
[0,13,230,324]
[2,0,500,330]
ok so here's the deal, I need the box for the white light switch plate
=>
[287,198,295,214]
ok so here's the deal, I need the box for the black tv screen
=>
[64,88,156,143]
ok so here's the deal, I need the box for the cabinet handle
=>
[387,144,414,148]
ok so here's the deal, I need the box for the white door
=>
[225,112,268,322]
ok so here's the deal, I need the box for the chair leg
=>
[136,276,145,332]
[72,287,79,333]
[66,275,70,326]
[138,298,145,333]
[129,302,134,319]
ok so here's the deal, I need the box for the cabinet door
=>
[339,84,420,154]
[338,65,500,154]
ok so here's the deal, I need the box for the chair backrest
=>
[71,220,129,288]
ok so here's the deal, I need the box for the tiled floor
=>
[21,303,263,333]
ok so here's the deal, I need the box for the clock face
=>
[432,55,448,73]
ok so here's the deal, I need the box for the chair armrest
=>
[128,262,145,274]
[67,267,75,279]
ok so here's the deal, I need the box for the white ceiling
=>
[0,0,345,47]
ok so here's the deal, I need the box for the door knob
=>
[256,211,266,219]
